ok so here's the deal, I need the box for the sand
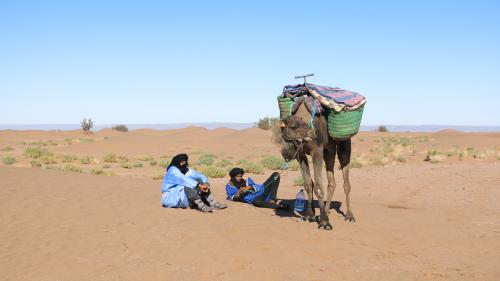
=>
[1,128,499,280]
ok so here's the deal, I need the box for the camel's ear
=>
[280,121,286,128]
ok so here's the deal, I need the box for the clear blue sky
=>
[1,0,499,126]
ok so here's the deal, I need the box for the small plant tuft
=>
[79,156,92,164]
[198,153,217,166]
[152,174,164,180]
[237,160,264,174]
[112,124,128,132]
[24,147,52,159]
[215,159,232,168]
[377,125,389,132]
[198,165,226,178]
[61,154,78,163]
[103,154,118,163]
[2,156,16,165]
[63,165,83,173]
[121,162,132,169]
[159,160,170,169]
[293,176,305,186]
[260,155,285,170]
[255,116,280,130]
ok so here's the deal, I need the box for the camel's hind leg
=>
[338,139,355,222]
[298,154,315,222]
[323,144,336,215]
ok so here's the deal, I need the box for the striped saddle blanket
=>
[282,83,366,112]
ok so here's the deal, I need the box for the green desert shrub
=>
[117,155,129,162]
[133,162,143,168]
[396,155,407,163]
[81,118,93,132]
[255,116,280,130]
[79,156,92,164]
[150,160,158,166]
[159,160,170,169]
[30,160,42,167]
[237,160,264,174]
[112,124,128,132]
[152,174,164,180]
[61,154,78,163]
[293,176,305,186]
[41,155,58,164]
[1,146,14,152]
[90,168,114,176]
[369,157,386,166]
[260,155,285,170]
[63,165,83,173]
[350,156,363,168]
[24,147,52,159]
[287,161,299,171]
[1,156,16,165]
[45,165,63,171]
[28,141,48,146]
[466,146,482,159]
[215,159,232,168]
[103,153,118,163]
[136,155,153,161]
[198,165,226,178]
[102,164,111,169]
[198,153,217,166]
[121,162,132,169]
[377,125,389,132]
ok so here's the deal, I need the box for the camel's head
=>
[281,115,312,142]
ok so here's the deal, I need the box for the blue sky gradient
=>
[1,0,499,125]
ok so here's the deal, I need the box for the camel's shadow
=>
[275,199,345,219]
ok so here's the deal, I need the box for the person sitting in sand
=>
[225,167,289,210]
[161,153,227,212]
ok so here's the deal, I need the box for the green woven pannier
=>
[277,96,294,120]
[327,104,364,139]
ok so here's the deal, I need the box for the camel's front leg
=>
[312,150,332,230]
[323,146,336,215]
[298,155,315,222]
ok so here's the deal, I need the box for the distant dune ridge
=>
[1,123,499,132]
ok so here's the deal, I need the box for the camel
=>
[280,102,355,230]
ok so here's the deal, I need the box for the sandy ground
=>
[1,128,500,280]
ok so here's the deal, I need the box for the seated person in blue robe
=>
[161,153,227,212]
[225,167,288,210]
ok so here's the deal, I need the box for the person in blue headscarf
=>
[225,167,289,210]
[161,153,227,212]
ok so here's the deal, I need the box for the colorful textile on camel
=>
[282,83,366,112]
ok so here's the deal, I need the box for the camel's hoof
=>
[344,216,356,222]
[317,222,333,230]
[302,215,316,222]
[345,211,356,222]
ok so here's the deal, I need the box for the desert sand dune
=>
[1,129,499,280]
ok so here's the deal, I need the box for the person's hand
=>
[241,186,253,192]
[199,183,210,192]
[235,190,242,198]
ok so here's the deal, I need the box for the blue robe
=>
[161,166,208,208]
